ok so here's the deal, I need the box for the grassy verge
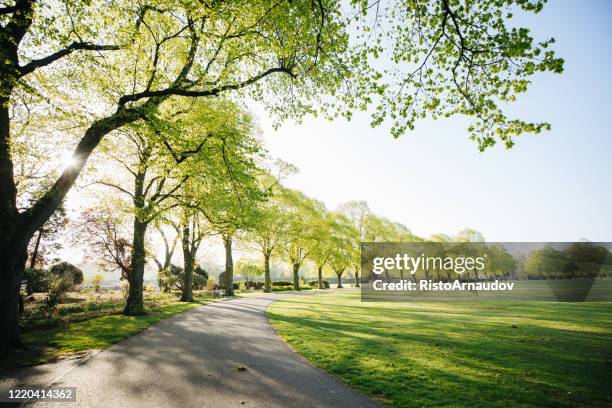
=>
[8,296,211,368]
[268,290,612,408]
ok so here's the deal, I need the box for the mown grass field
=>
[268,290,612,407]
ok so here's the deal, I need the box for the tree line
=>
[0,0,562,355]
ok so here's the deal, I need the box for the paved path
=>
[8,292,379,407]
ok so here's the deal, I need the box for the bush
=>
[91,274,104,292]
[309,280,330,289]
[159,264,209,292]
[271,285,294,292]
[120,280,129,299]
[23,268,51,293]
[272,281,294,287]
[193,273,207,290]
[48,262,84,287]
[158,265,182,292]
[217,272,240,290]
[241,280,264,290]
[46,275,74,308]
[206,277,216,291]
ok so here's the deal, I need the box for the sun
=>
[60,153,79,169]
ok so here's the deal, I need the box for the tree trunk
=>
[181,224,194,302]
[0,96,28,354]
[263,252,271,293]
[292,262,300,291]
[224,235,234,296]
[25,229,44,295]
[355,270,360,288]
[317,265,323,289]
[0,252,26,355]
[336,272,343,288]
[29,229,43,270]
[125,218,147,315]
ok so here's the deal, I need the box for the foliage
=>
[23,268,51,293]
[45,275,74,308]
[48,262,84,287]
[235,260,264,282]
[91,274,104,292]
[309,280,330,289]
[351,0,564,149]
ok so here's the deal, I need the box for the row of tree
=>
[1,0,563,355]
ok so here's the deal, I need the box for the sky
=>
[251,0,612,242]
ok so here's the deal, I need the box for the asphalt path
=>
[4,292,379,408]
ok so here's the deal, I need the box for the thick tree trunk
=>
[125,218,147,315]
[224,235,234,296]
[181,224,194,302]
[317,265,323,289]
[292,262,300,291]
[0,97,29,355]
[336,272,343,288]
[263,253,271,293]
[0,252,26,355]
[355,270,360,288]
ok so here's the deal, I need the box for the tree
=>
[235,259,264,282]
[0,0,562,354]
[338,201,370,287]
[76,205,133,281]
[281,191,322,290]
[0,0,352,353]
[353,0,564,148]
[327,212,358,288]
[48,262,84,287]
[309,211,339,290]
[178,208,211,302]
[246,178,295,292]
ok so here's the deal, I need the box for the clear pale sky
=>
[252,0,612,242]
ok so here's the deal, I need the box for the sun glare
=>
[61,154,79,169]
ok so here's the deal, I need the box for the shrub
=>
[46,275,74,308]
[158,265,182,292]
[271,285,294,292]
[308,280,330,289]
[272,281,294,287]
[241,280,264,290]
[238,282,247,291]
[206,277,216,291]
[23,268,51,293]
[120,280,129,299]
[91,274,104,292]
[48,262,84,287]
[193,273,207,290]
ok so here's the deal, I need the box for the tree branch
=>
[19,42,121,77]
[118,66,295,106]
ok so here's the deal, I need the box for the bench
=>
[213,289,227,299]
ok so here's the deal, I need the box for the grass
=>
[7,294,213,368]
[268,290,612,408]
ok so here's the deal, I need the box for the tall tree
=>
[338,201,370,287]
[281,191,323,290]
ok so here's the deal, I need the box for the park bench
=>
[213,289,227,299]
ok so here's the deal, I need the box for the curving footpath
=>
[12,292,379,407]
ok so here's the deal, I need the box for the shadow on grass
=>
[268,295,612,407]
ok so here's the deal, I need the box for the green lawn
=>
[268,290,612,407]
